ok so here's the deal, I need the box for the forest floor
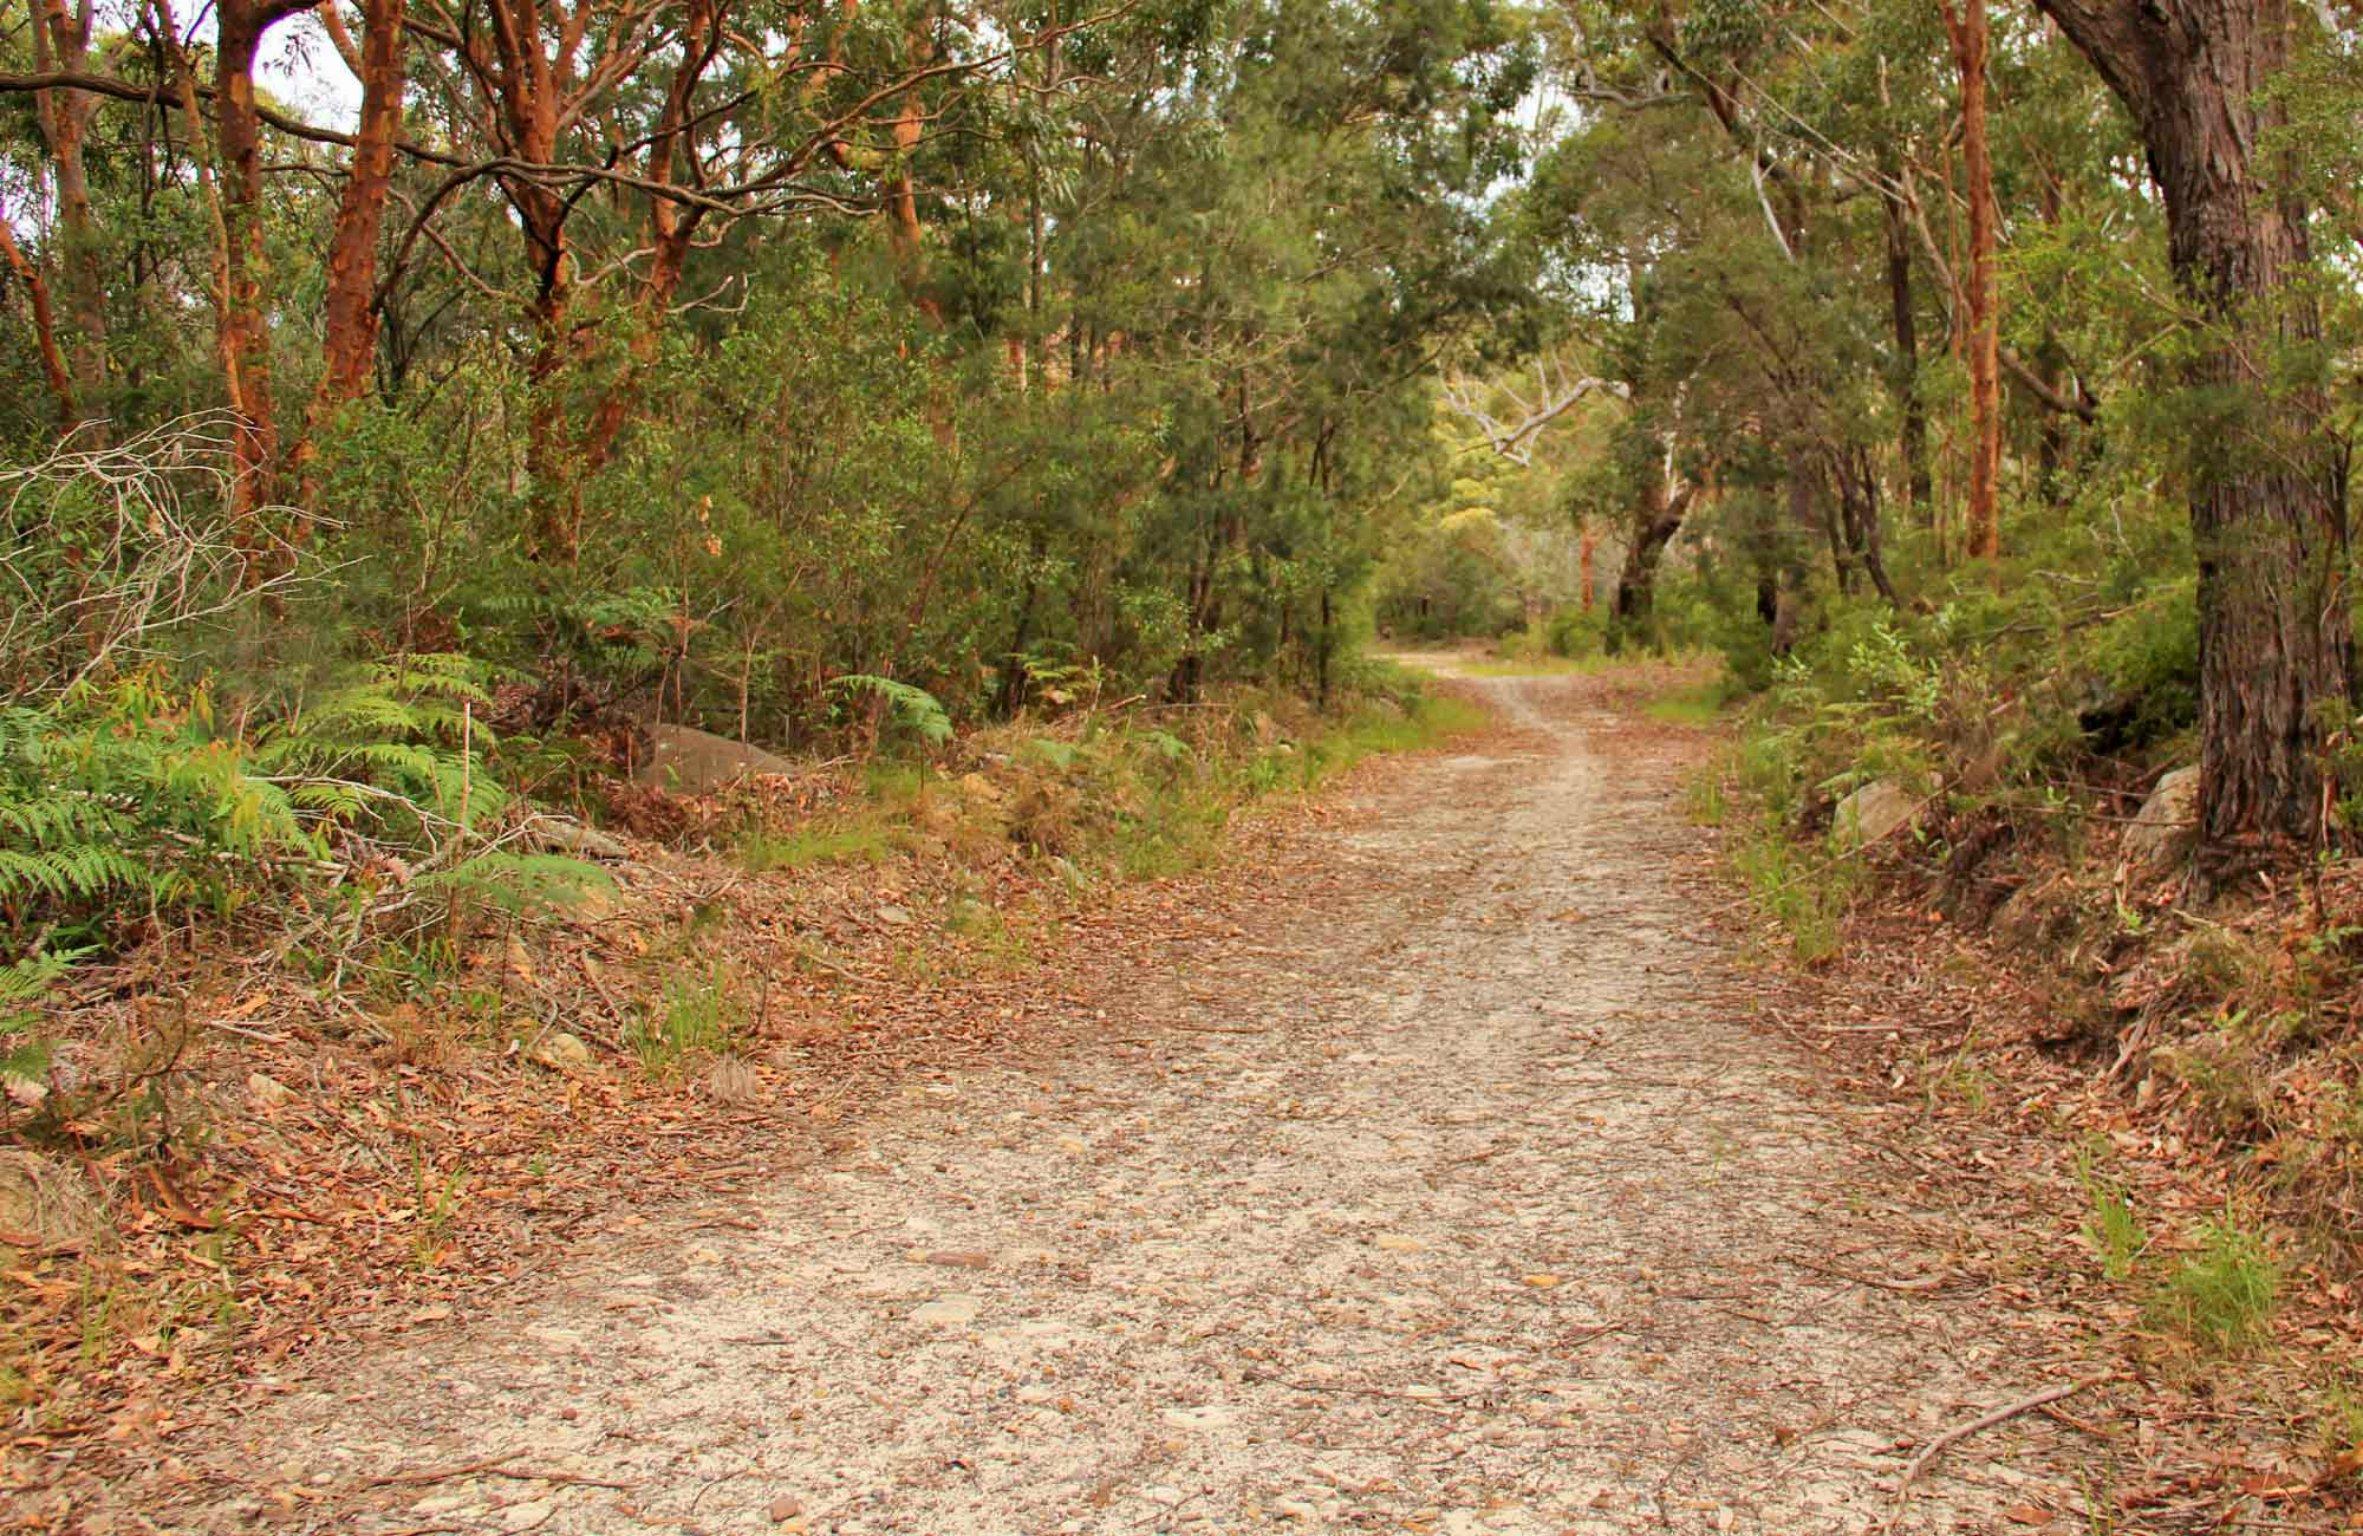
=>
[40,665,2255,1535]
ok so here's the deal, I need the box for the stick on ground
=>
[1894,1378,2089,1498]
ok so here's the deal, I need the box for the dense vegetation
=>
[0,0,1540,1025]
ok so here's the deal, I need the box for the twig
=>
[361,1456,632,1491]
[1892,1379,2088,1500]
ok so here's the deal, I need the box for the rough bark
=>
[1942,0,2002,561]
[316,0,405,409]
[292,0,409,508]
[2033,0,2351,873]
[212,0,312,532]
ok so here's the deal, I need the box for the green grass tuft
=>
[2150,1215,2278,1353]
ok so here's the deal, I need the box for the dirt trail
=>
[85,671,2093,1535]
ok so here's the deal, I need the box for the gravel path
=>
[92,672,2088,1535]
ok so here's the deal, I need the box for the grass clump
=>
[2149,1214,2279,1353]
[1732,826,1856,965]
[2077,1142,2149,1281]
[631,965,742,1070]
[740,818,902,872]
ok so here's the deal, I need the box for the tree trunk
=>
[1836,445,1899,605]
[292,0,408,508]
[0,198,78,428]
[1881,182,1932,517]
[32,0,108,421]
[213,0,297,534]
[1610,479,1694,649]
[2033,0,2351,873]
[315,0,405,409]
[1943,0,2001,561]
[580,0,722,473]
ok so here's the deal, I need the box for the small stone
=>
[876,904,913,927]
[527,1031,596,1073]
[1374,1233,1423,1252]
[769,1495,804,1523]
[916,1249,994,1269]
[1520,1273,1562,1289]
[2124,765,2200,874]
[1833,777,1918,849]
[501,1500,554,1532]
[245,1072,294,1108]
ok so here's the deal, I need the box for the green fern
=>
[0,948,83,1086]
[829,674,954,746]
[417,851,614,918]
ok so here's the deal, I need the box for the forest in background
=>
[6,0,2363,1487]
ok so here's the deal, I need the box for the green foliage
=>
[633,967,741,1071]
[417,853,614,920]
[828,674,956,749]
[740,820,902,873]
[2076,1142,2149,1282]
[1732,825,1856,966]
[0,949,79,1087]
[2149,1215,2280,1354]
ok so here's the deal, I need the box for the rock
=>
[705,1055,763,1107]
[527,1031,596,1074]
[527,818,629,861]
[245,1072,294,1109]
[911,1294,979,1326]
[769,1495,805,1524]
[2124,765,2199,874]
[633,723,796,794]
[1833,777,1918,849]
[500,1499,555,1532]
[876,904,914,927]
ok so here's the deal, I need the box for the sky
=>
[256,11,365,131]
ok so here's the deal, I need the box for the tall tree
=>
[1943,0,2001,560]
[2029,0,2349,873]
[29,0,108,424]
